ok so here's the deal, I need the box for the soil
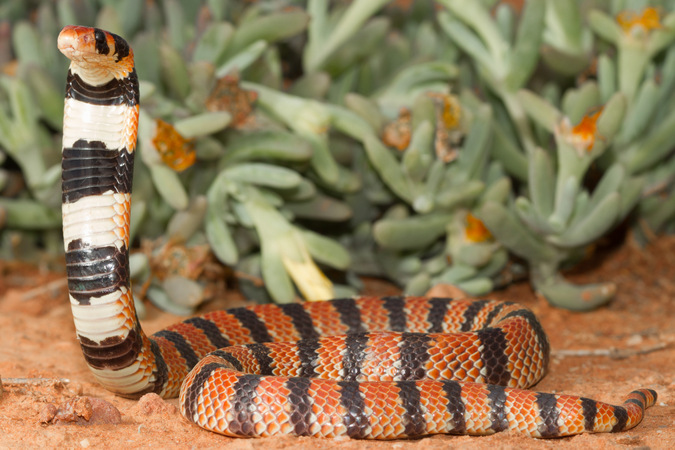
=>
[0,235,673,449]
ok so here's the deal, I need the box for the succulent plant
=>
[1,0,675,312]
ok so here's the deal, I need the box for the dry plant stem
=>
[2,377,72,386]
[19,279,68,301]
[553,342,670,360]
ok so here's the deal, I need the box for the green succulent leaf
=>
[223,163,302,189]
[517,89,561,133]
[373,213,453,251]
[478,201,556,263]
[548,192,620,248]
[193,22,235,64]
[587,9,622,44]
[149,164,189,210]
[529,147,556,217]
[504,0,545,90]
[533,271,615,311]
[364,135,414,203]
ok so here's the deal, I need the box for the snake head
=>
[58,25,135,81]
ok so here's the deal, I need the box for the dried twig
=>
[19,278,68,301]
[233,270,265,287]
[553,342,670,360]
[1,377,72,386]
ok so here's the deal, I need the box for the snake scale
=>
[57,25,656,439]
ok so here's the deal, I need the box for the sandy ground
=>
[0,236,673,449]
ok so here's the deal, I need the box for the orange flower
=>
[570,107,603,152]
[382,108,412,151]
[206,73,258,129]
[617,7,662,34]
[152,119,196,171]
[465,213,492,243]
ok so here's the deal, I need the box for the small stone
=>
[626,334,644,346]
[39,403,58,423]
[131,393,178,416]
[48,396,122,426]
[426,283,468,299]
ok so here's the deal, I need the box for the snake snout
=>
[57,25,95,59]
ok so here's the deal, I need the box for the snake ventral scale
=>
[57,25,656,439]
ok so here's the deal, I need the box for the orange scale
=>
[462,387,492,432]
[117,315,134,331]
[316,424,335,438]
[231,346,264,373]
[353,297,391,331]
[262,421,282,437]
[170,322,218,356]
[466,367,481,380]
[112,225,128,241]
[401,301,430,331]
[505,391,539,434]
[153,335,187,366]
[445,303,471,330]
[206,416,217,430]
[195,403,206,416]
[472,310,493,329]
[427,351,447,366]
[308,381,345,436]
[261,411,278,425]
[556,396,585,434]
[280,342,304,362]
[112,213,126,228]
[393,423,407,438]
[418,381,452,431]
[204,404,216,419]
[304,302,352,336]
[253,311,300,341]
[426,368,441,380]
[201,311,256,345]
[457,352,472,364]
[212,404,226,422]
[255,376,284,399]
[362,334,401,376]
[469,349,483,363]
[595,403,616,429]
[362,383,406,419]
[311,381,341,411]
[113,198,130,212]
[315,338,347,380]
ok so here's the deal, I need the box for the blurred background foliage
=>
[1,0,675,313]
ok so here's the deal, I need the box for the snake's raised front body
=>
[58,25,657,439]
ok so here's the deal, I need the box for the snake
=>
[57,25,657,439]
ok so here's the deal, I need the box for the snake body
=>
[58,25,656,439]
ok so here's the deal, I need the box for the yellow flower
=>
[428,92,463,163]
[428,92,462,130]
[616,7,662,34]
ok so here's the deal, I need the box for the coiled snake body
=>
[58,26,656,439]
